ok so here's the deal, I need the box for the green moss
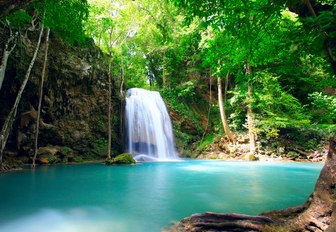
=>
[244,153,258,161]
[92,138,108,157]
[105,153,136,165]
[196,133,215,152]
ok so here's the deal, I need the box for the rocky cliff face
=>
[0,29,122,166]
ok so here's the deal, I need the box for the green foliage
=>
[62,146,70,153]
[254,72,310,139]
[196,133,215,151]
[279,126,327,150]
[5,10,31,29]
[161,86,203,134]
[83,0,335,153]
[4,0,89,45]
[308,92,336,124]
[93,138,108,157]
[175,81,196,99]
[33,0,89,44]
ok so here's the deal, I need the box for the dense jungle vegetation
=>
[0,0,335,166]
[0,1,336,231]
[84,0,336,158]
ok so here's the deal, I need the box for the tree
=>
[0,20,17,90]
[86,0,133,159]
[32,27,50,167]
[0,0,89,168]
[0,10,33,91]
[173,0,287,153]
[217,75,236,144]
[0,11,44,169]
[170,0,336,230]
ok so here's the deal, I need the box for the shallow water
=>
[0,160,322,232]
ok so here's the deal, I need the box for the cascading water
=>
[125,88,179,161]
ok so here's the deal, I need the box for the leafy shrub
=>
[308,92,336,124]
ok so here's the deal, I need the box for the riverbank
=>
[194,133,328,163]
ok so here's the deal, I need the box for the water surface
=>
[0,160,322,232]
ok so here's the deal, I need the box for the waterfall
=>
[125,88,179,161]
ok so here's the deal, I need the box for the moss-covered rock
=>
[244,153,258,161]
[105,153,136,165]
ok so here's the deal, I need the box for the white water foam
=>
[125,88,179,161]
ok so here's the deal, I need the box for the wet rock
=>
[105,153,136,165]
[244,153,258,161]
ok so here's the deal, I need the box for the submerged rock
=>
[105,153,136,165]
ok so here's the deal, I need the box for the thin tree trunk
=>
[200,73,212,144]
[218,75,236,144]
[32,27,50,167]
[245,62,256,154]
[119,46,125,149]
[0,22,44,169]
[120,46,124,97]
[247,84,256,153]
[106,29,113,161]
[0,27,16,90]
[107,59,112,160]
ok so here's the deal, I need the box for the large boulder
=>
[105,153,136,165]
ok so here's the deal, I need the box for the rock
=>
[36,145,75,164]
[105,153,136,165]
[38,157,50,164]
[277,146,285,153]
[262,135,336,231]
[36,153,56,164]
[287,151,299,160]
[37,146,59,156]
[0,27,122,164]
[244,153,258,161]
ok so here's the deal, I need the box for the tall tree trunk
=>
[245,62,256,154]
[32,27,50,167]
[106,29,113,161]
[119,46,125,149]
[120,46,125,97]
[107,59,112,160]
[0,26,16,90]
[200,73,212,144]
[0,22,44,169]
[218,75,236,144]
